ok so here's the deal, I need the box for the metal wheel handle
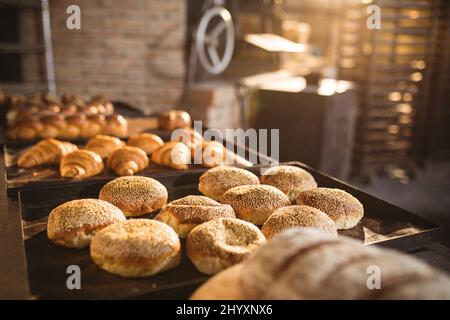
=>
[196,7,235,75]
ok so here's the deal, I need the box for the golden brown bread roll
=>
[7,116,43,140]
[79,114,106,138]
[90,219,181,277]
[85,134,125,159]
[222,185,290,225]
[47,199,126,248]
[193,141,225,168]
[100,114,128,137]
[17,138,78,168]
[159,109,191,131]
[261,205,337,239]
[127,133,164,155]
[171,127,203,153]
[151,141,191,170]
[198,166,260,201]
[295,188,364,230]
[191,229,450,300]
[108,146,149,176]
[260,165,317,199]
[99,176,168,217]
[39,114,67,138]
[60,150,104,179]
[59,114,87,139]
[186,218,266,275]
[154,195,235,238]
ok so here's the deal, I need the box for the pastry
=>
[261,205,337,238]
[154,195,235,238]
[198,166,260,201]
[99,176,168,217]
[60,149,104,179]
[17,138,78,168]
[158,109,191,131]
[90,219,181,277]
[295,188,364,229]
[108,146,149,176]
[151,141,191,170]
[127,133,164,155]
[186,218,265,274]
[85,134,125,159]
[47,199,125,248]
[221,185,290,225]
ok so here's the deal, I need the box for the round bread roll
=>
[221,185,290,225]
[198,166,260,202]
[186,218,266,275]
[90,219,181,277]
[99,176,168,217]
[191,228,450,300]
[295,188,364,229]
[260,165,317,199]
[154,195,235,238]
[47,199,126,248]
[127,133,164,155]
[261,205,337,239]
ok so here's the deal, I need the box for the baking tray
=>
[18,162,445,299]
[4,128,255,197]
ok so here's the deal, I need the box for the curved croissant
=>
[60,150,104,179]
[171,128,203,154]
[127,133,164,155]
[85,134,125,159]
[151,141,191,170]
[18,138,78,168]
[193,141,225,168]
[107,146,149,176]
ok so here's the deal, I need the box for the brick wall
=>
[49,0,186,113]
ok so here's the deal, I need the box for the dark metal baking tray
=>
[18,162,445,299]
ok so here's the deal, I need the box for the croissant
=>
[127,133,164,155]
[108,146,149,176]
[17,138,78,168]
[39,114,67,139]
[85,135,125,159]
[158,110,191,131]
[100,114,128,137]
[192,141,225,168]
[151,141,191,170]
[60,150,104,179]
[171,128,203,153]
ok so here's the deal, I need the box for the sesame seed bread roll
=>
[47,199,126,248]
[295,188,364,230]
[260,165,317,200]
[154,195,235,238]
[221,185,290,225]
[99,176,168,217]
[261,205,337,239]
[90,219,181,277]
[186,218,266,275]
[198,166,260,202]
[191,229,450,300]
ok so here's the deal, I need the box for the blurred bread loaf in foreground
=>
[221,184,290,225]
[295,187,364,229]
[18,138,78,168]
[198,166,260,202]
[260,165,317,199]
[261,205,337,239]
[155,195,235,238]
[191,229,450,300]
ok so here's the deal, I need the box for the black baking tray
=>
[18,162,445,299]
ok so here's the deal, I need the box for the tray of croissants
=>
[3,101,252,195]
[18,162,446,299]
